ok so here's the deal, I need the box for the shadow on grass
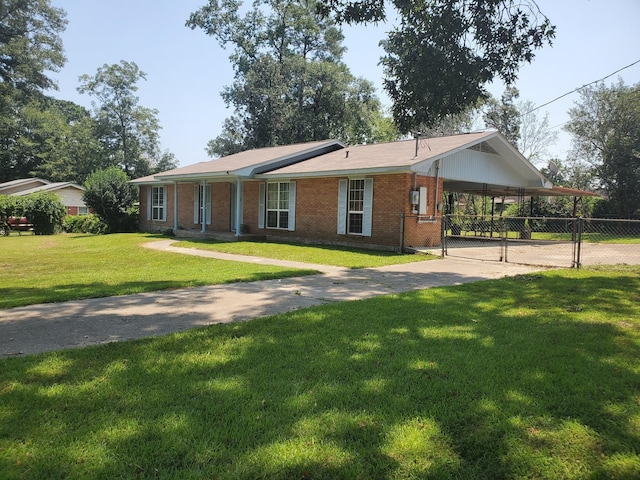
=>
[1,271,639,478]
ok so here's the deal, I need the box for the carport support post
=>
[173,181,178,232]
[201,180,207,233]
[235,178,243,238]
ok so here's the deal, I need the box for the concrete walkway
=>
[1,241,542,357]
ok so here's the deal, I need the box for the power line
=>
[520,58,640,117]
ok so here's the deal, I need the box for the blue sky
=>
[50,0,640,167]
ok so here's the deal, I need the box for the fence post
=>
[500,217,506,263]
[441,214,447,257]
[575,218,584,268]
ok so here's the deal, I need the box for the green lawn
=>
[1,266,638,479]
[449,229,640,243]
[0,233,317,309]
[533,232,640,244]
[172,239,429,268]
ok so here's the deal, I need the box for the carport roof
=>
[444,182,599,198]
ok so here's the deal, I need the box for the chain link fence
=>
[433,215,640,268]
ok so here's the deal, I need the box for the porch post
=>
[201,180,206,233]
[173,181,178,231]
[235,178,243,238]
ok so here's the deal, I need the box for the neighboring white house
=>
[0,178,88,215]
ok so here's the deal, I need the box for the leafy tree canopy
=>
[483,87,521,147]
[318,0,555,133]
[565,80,640,218]
[0,0,67,93]
[78,61,162,178]
[188,0,397,156]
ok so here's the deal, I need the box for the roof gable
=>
[10,182,85,196]
[0,178,50,194]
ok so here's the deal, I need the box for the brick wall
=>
[138,184,176,232]
[250,173,443,250]
[402,175,444,248]
[138,174,443,249]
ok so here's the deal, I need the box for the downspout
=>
[173,181,178,232]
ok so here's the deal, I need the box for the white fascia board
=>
[155,172,241,182]
[409,159,437,175]
[130,178,173,186]
[258,165,408,180]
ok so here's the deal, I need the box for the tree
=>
[188,0,393,155]
[483,87,521,147]
[83,167,138,233]
[518,100,559,166]
[318,0,555,133]
[78,61,161,178]
[151,150,179,174]
[0,94,105,184]
[0,0,68,182]
[0,0,67,93]
[565,81,640,218]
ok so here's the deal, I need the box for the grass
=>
[534,232,640,244]
[449,229,640,243]
[1,266,639,479]
[0,233,318,309]
[172,239,430,268]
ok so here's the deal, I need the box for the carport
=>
[410,132,599,267]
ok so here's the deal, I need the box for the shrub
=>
[83,167,137,233]
[63,214,108,234]
[21,192,66,235]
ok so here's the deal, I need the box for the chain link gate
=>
[440,216,640,267]
[442,215,581,268]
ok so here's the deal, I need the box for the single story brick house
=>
[132,131,554,251]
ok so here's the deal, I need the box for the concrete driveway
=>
[1,241,542,357]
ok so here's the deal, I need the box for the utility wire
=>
[520,58,640,117]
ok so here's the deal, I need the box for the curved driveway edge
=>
[1,242,542,357]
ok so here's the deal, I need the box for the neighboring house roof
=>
[0,178,50,195]
[132,140,345,184]
[9,182,85,196]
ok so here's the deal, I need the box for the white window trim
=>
[337,178,373,237]
[151,186,167,222]
[261,181,296,231]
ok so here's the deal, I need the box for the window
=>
[337,178,373,236]
[267,182,289,229]
[151,186,166,222]
[78,207,88,216]
[348,179,365,234]
[259,181,296,231]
